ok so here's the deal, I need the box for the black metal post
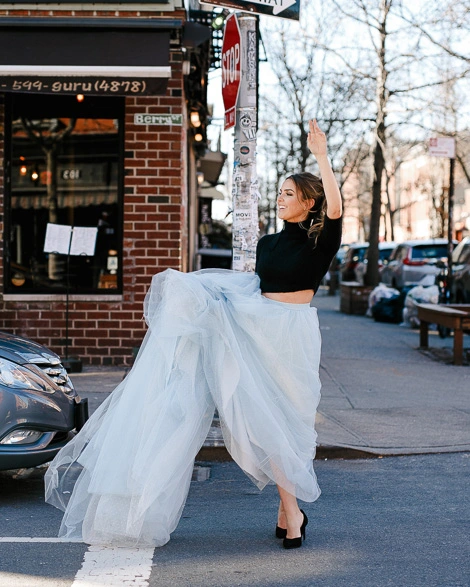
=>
[63,227,83,373]
[65,228,72,362]
[446,157,455,302]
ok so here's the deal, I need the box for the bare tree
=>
[311,0,468,284]
[258,0,469,287]
[21,117,76,280]
[399,0,470,65]
[258,2,371,216]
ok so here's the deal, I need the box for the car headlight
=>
[17,351,61,366]
[0,358,55,393]
[0,429,45,445]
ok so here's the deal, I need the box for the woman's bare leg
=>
[277,484,304,539]
[277,500,287,529]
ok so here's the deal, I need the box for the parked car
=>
[451,236,470,303]
[340,242,368,282]
[336,243,350,267]
[0,332,88,471]
[381,239,450,289]
[324,243,350,290]
[355,241,397,285]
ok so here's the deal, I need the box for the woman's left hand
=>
[307,119,327,158]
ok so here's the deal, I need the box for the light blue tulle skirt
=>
[45,269,322,546]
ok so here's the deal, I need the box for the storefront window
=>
[5,94,123,294]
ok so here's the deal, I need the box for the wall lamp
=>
[190,110,202,128]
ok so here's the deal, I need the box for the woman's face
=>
[277,179,314,223]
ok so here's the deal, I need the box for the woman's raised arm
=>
[307,119,342,219]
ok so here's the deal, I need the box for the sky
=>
[206,12,280,220]
[204,1,470,219]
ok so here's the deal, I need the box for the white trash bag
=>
[401,284,439,327]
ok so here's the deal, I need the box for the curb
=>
[195,444,380,462]
[196,444,470,462]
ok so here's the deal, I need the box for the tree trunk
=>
[384,170,395,242]
[47,147,58,224]
[364,0,389,287]
[46,146,61,280]
[365,133,385,286]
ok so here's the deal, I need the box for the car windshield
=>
[379,248,394,261]
[336,245,349,263]
[411,245,448,259]
[350,247,367,262]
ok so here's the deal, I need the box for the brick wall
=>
[0,94,4,299]
[0,7,189,365]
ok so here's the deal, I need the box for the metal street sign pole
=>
[231,14,259,272]
[446,157,455,302]
[428,137,456,303]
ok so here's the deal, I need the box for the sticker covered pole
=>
[231,14,259,272]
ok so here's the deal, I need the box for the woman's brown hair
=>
[286,172,327,243]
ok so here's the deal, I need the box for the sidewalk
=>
[70,289,470,459]
[314,288,470,457]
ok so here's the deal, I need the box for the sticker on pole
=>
[222,14,241,131]
[429,137,455,159]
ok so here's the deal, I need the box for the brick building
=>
[0,1,219,366]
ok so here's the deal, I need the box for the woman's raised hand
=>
[307,119,327,158]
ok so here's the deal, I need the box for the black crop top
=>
[255,215,342,293]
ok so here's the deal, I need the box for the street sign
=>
[429,137,456,159]
[201,0,300,21]
[222,14,241,130]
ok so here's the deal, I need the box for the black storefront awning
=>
[0,18,181,96]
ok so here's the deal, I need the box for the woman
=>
[45,119,342,550]
[256,119,342,547]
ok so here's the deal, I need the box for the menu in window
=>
[44,223,72,255]
[44,223,97,256]
[69,227,98,256]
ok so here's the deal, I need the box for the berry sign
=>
[222,14,241,130]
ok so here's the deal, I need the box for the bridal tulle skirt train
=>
[45,269,322,546]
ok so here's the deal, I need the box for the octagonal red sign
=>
[222,14,241,130]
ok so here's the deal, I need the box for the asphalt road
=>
[1,453,469,587]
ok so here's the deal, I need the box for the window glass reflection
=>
[8,103,122,294]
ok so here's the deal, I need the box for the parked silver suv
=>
[381,239,449,289]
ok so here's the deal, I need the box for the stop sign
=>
[222,14,241,130]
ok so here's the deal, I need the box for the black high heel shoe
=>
[275,525,287,539]
[282,509,308,549]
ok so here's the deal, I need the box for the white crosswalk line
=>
[0,538,155,586]
[72,546,155,587]
[0,537,82,542]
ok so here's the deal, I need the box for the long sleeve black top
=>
[255,215,342,294]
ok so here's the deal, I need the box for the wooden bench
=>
[417,303,470,365]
